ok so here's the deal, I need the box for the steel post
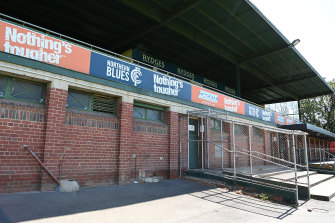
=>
[201,116,204,170]
[292,132,299,205]
[233,123,236,180]
[221,119,224,169]
[187,111,190,170]
[207,113,209,169]
[249,125,253,176]
[304,135,311,199]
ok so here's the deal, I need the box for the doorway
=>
[189,118,199,169]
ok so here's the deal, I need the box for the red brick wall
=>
[0,101,46,193]
[131,119,169,179]
[62,111,120,187]
[1,87,181,193]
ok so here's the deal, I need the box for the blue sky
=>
[250,0,335,82]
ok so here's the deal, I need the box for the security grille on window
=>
[66,91,90,110]
[210,119,220,130]
[11,79,45,103]
[0,75,45,103]
[0,76,6,97]
[92,94,116,114]
[133,102,164,122]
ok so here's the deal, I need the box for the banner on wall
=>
[191,85,244,115]
[89,52,192,101]
[0,20,91,74]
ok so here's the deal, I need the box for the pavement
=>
[0,179,335,223]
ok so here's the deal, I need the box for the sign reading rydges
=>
[0,20,91,74]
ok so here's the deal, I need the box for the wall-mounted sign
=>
[191,85,245,115]
[89,52,192,101]
[188,125,195,131]
[0,20,91,74]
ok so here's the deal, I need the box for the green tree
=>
[300,80,335,132]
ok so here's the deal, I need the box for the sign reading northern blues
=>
[89,52,191,101]
[245,103,275,123]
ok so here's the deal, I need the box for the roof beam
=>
[114,0,205,49]
[243,73,316,93]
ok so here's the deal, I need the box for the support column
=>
[118,96,134,184]
[41,81,68,191]
[167,110,179,179]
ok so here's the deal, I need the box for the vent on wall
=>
[92,94,116,115]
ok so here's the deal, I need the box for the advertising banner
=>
[191,85,244,115]
[275,114,286,125]
[0,20,91,74]
[261,109,275,123]
[89,52,192,101]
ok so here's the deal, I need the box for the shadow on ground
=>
[190,187,296,219]
[0,179,295,222]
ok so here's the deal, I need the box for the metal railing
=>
[308,148,335,170]
[187,109,310,204]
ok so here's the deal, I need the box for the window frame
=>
[133,101,165,122]
[66,89,116,115]
[0,75,46,104]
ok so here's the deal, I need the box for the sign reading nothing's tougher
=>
[0,20,92,74]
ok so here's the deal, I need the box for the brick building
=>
[0,1,334,194]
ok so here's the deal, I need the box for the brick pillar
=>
[41,86,68,191]
[118,97,133,184]
[167,111,179,179]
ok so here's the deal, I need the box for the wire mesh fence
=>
[187,109,310,202]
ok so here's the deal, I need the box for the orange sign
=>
[0,20,91,74]
[191,85,245,115]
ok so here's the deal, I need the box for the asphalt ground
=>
[0,179,334,223]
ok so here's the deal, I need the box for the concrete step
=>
[254,171,317,182]
[310,177,335,201]
[297,174,334,187]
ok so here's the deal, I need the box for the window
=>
[0,75,45,103]
[66,90,116,115]
[0,76,6,97]
[210,119,221,130]
[133,101,164,122]
[67,90,90,110]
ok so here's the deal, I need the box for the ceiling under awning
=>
[0,0,333,105]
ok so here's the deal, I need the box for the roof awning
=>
[0,0,333,104]
[279,123,335,141]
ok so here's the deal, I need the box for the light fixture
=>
[290,39,300,47]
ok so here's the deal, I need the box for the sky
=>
[250,0,335,82]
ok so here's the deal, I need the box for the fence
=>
[308,148,335,170]
[187,109,310,203]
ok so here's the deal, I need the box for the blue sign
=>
[131,49,236,96]
[245,103,275,123]
[89,52,192,101]
[261,109,275,123]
